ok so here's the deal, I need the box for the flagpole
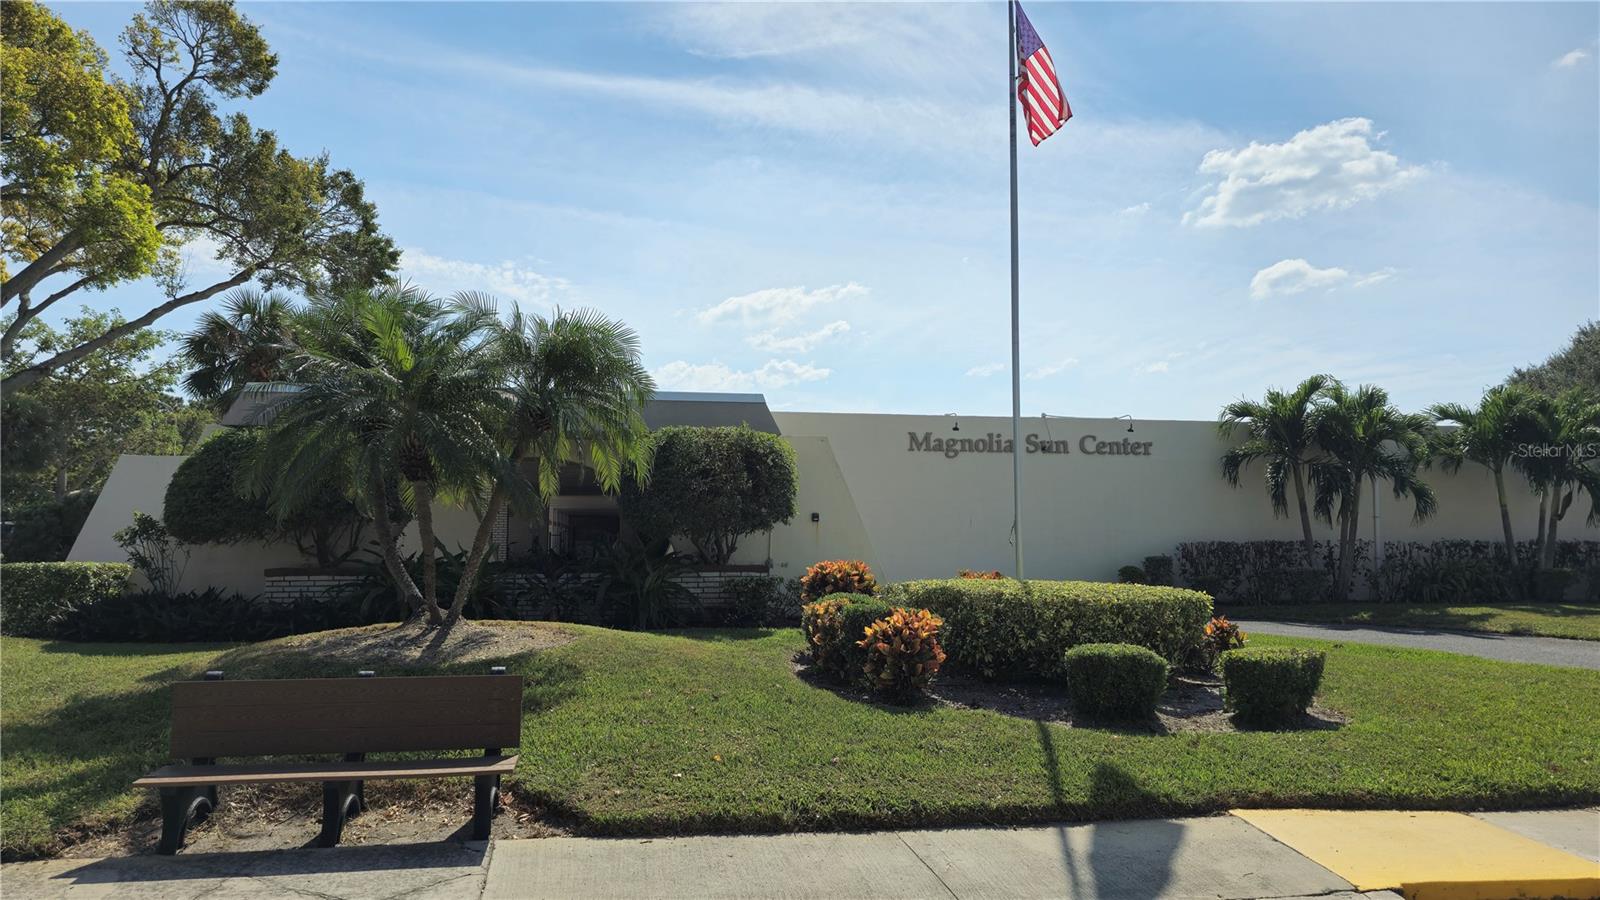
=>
[1007,0,1025,582]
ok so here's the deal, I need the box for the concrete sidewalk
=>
[3,809,1595,900]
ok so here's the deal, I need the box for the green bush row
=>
[884,578,1212,678]
[0,562,133,637]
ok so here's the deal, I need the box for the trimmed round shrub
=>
[0,562,132,637]
[163,428,274,545]
[618,425,797,565]
[1220,647,1326,725]
[1142,555,1175,586]
[858,607,946,702]
[800,560,878,603]
[1062,643,1168,720]
[884,578,1212,679]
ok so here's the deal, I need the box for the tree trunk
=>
[54,468,68,502]
[1543,488,1565,569]
[445,483,506,627]
[1291,462,1316,566]
[1534,491,1548,568]
[369,464,423,617]
[1492,467,1516,567]
[1,232,84,305]
[410,479,445,625]
[1336,482,1363,600]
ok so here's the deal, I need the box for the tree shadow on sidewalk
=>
[1035,720,1185,897]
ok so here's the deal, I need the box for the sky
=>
[41,1,1600,420]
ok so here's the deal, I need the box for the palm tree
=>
[1218,374,1332,566]
[249,284,506,625]
[1514,389,1600,569]
[181,289,302,414]
[444,306,655,625]
[1429,385,1536,566]
[1310,383,1438,600]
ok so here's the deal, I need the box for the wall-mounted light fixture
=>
[1114,414,1135,433]
[810,512,820,523]
[945,412,960,432]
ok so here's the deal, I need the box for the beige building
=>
[71,392,1595,594]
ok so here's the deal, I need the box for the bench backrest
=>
[169,674,523,758]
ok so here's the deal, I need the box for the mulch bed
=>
[794,655,1348,734]
[59,781,572,859]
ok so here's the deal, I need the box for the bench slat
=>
[134,755,519,787]
[169,674,523,758]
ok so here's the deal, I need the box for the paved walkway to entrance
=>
[1234,619,1600,669]
[5,809,1594,899]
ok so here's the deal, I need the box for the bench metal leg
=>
[157,786,215,855]
[472,774,500,840]
[318,780,362,848]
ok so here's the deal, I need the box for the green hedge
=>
[884,578,1211,678]
[1221,647,1325,726]
[1062,643,1168,720]
[0,562,132,637]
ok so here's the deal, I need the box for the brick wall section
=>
[260,570,365,604]
[496,567,767,620]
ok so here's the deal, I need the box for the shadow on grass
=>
[666,627,784,643]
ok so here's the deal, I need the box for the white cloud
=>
[965,362,1005,377]
[1250,259,1351,299]
[1352,267,1397,288]
[400,247,568,307]
[1025,358,1079,380]
[697,283,867,326]
[1250,258,1399,299]
[747,320,850,353]
[1119,202,1152,217]
[1553,48,1590,68]
[1185,118,1424,228]
[1140,361,1171,375]
[653,359,831,392]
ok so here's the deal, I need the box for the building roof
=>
[218,385,780,433]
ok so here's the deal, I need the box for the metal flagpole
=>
[1007,0,1025,581]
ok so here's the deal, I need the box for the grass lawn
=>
[4,624,1599,858]
[1228,602,1600,641]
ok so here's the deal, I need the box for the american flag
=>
[1014,1,1070,146]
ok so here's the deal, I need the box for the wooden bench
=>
[134,668,522,854]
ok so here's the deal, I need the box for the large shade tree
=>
[1,308,210,506]
[1429,385,1538,566]
[1310,382,1438,600]
[1,0,396,393]
[1217,374,1332,566]
[1509,321,1599,397]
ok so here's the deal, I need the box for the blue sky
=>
[46,1,1600,419]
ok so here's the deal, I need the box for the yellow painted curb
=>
[1230,809,1600,899]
